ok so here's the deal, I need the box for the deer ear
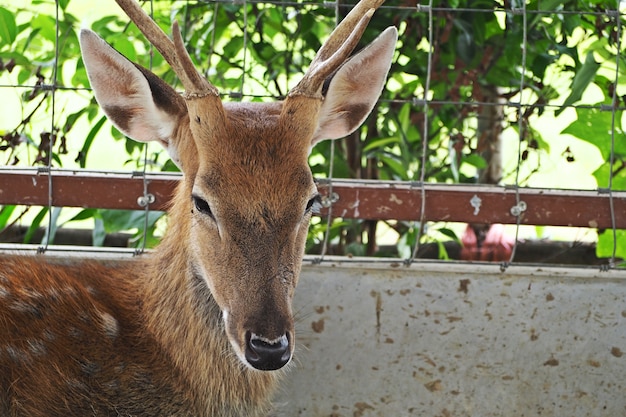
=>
[79,29,188,165]
[311,26,397,146]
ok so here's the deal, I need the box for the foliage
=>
[0,0,624,262]
[597,229,626,267]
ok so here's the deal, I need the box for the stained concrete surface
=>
[275,260,626,417]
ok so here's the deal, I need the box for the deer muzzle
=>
[245,332,292,371]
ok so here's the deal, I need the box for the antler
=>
[115,0,218,98]
[289,0,385,98]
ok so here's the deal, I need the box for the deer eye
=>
[192,195,215,220]
[305,194,322,215]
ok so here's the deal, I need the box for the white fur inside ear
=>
[311,27,398,145]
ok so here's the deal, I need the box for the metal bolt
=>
[137,193,155,208]
[510,201,527,217]
[321,192,339,208]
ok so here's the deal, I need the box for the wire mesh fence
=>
[0,0,624,268]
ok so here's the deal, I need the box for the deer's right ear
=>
[79,29,188,165]
[310,26,397,145]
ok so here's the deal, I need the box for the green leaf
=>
[454,19,475,63]
[77,116,107,168]
[437,241,450,260]
[91,16,122,33]
[161,159,181,172]
[110,36,137,62]
[534,226,546,239]
[92,216,106,247]
[21,27,42,55]
[40,207,63,245]
[0,51,30,66]
[561,107,626,160]
[31,14,57,43]
[398,102,412,135]
[64,209,97,224]
[378,154,409,180]
[99,209,164,234]
[363,137,399,153]
[0,7,17,46]
[63,108,86,134]
[530,127,551,154]
[223,35,244,58]
[0,205,16,229]
[397,226,419,259]
[461,154,487,169]
[24,207,48,244]
[124,137,144,160]
[596,229,626,263]
[592,162,626,191]
[437,227,459,241]
[556,51,600,115]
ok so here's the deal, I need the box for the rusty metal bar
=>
[0,169,624,228]
[315,181,626,228]
[0,169,178,212]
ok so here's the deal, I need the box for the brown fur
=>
[0,245,277,417]
[0,100,313,416]
[0,99,315,417]
[0,5,396,414]
[0,101,313,417]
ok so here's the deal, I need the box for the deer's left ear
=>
[311,26,397,145]
[79,29,188,166]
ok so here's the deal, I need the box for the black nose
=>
[245,332,291,371]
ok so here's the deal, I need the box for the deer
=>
[0,0,396,415]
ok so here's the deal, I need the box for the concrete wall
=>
[275,260,626,417]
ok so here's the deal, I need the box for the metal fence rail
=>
[1,168,625,229]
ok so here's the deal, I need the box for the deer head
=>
[79,0,396,371]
